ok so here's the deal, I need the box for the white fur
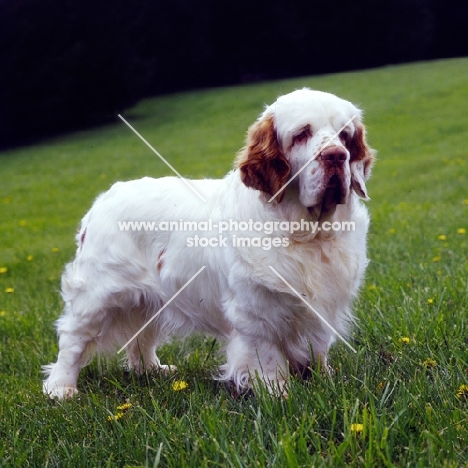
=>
[43,89,374,399]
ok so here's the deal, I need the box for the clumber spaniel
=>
[43,88,375,399]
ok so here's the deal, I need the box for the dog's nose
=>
[318,146,348,163]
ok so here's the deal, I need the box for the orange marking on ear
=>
[349,122,376,199]
[350,124,375,169]
[236,115,291,203]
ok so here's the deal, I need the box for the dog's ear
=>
[236,115,291,203]
[349,123,375,200]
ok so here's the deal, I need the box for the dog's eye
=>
[340,130,350,144]
[293,128,311,145]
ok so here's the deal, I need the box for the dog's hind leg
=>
[42,310,98,400]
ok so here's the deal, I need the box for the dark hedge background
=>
[0,0,467,148]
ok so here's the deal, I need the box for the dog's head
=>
[236,88,375,220]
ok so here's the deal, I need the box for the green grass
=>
[1,57,468,467]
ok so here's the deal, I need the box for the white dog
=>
[43,88,375,399]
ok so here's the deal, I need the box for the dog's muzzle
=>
[307,146,350,218]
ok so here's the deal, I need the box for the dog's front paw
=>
[43,382,78,400]
[157,364,177,374]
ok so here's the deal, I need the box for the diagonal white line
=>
[118,114,207,202]
[268,266,357,353]
[117,266,206,354]
[268,115,357,203]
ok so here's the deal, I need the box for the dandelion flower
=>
[432,256,441,263]
[437,235,447,241]
[457,228,466,235]
[350,423,364,433]
[107,412,124,422]
[51,247,59,253]
[26,255,33,262]
[116,403,132,411]
[172,380,188,391]
[422,358,437,368]
[456,384,468,399]
[5,288,14,294]
[19,220,27,226]
[0,267,7,274]
[427,298,434,305]
[0,311,6,316]
[399,337,410,344]
[388,228,396,234]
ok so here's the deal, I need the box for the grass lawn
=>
[1,57,467,467]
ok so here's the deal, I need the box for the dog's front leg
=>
[221,331,289,396]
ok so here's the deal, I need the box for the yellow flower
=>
[116,403,132,411]
[437,235,447,241]
[107,412,124,422]
[399,337,410,344]
[350,423,364,433]
[422,358,437,368]
[388,228,396,234]
[51,247,59,253]
[0,311,6,317]
[457,228,466,235]
[5,288,14,294]
[172,380,188,391]
[456,384,468,399]
[432,256,441,262]
[427,298,434,305]
[19,220,27,227]
[26,255,33,261]
[0,267,7,274]
[463,199,468,205]
[376,382,385,392]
